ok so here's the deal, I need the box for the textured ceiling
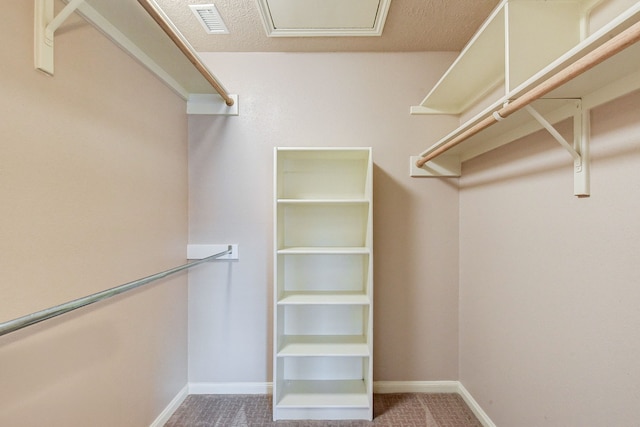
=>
[154,0,501,52]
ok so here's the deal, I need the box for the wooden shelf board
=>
[418,3,506,113]
[73,0,217,97]
[277,335,369,357]
[276,380,369,408]
[277,247,370,255]
[278,292,370,305]
[277,199,370,204]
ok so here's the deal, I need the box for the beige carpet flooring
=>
[164,393,483,426]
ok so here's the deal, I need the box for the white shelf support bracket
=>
[524,102,590,197]
[575,101,590,197]
[35,0,85,76]
[187,94,239,116]
[187,244,239,260]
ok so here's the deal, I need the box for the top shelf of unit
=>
[275,148,372,200]
[411,0,640,165]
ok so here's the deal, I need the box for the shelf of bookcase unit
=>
[277,291,370,306]
[277,335,369,357]
[277,247,370,255]
[277,199,370,204]
[277,380,369,409]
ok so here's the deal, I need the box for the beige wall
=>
[188,52,461,383]
[459,90,640,426]
[0,1,188,425]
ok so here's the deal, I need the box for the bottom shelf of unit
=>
[276,379,369,408]
[274,380,371,420]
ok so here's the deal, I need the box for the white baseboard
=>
[189,382,272,395]
[149,384,188,427]
[373,380,459,394]
[374,381,495,427]
[456,383,497,427]
[153,381,495,427]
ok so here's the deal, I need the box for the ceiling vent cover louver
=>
[189,4,229,34]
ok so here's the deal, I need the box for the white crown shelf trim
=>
[410,0,640,198]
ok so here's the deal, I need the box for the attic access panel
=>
[257,0,391,37]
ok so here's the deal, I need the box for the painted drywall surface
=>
[459,91,640,426]
[189,52,461,383]
[0,1,188,426]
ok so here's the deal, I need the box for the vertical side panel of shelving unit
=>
[364,148,374,414]
[273,148,282,418]
[506,0,582,92]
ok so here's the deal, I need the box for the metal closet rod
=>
[0,246,232,338]
[416,19,640,168]
[136,0,235,107]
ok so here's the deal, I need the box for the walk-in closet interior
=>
[2,0,639,426]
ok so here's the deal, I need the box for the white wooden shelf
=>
[277,336,369,357]
[36,0,237,114]
[277,199,370,205]
[277,247,371,255]
[274,147,373,421]
[277,292,370,305]
[410,0,640,197]
[277,380,369,409]
[412,0,587,115]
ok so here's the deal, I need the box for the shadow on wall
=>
[460,118,576,191]
[372,163,423,378]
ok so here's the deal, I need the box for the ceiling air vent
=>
[189,4,229,34]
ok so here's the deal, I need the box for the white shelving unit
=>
[273,148,373,421]
[410,0,640,197]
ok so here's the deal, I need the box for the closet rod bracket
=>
[35,0,85,76]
